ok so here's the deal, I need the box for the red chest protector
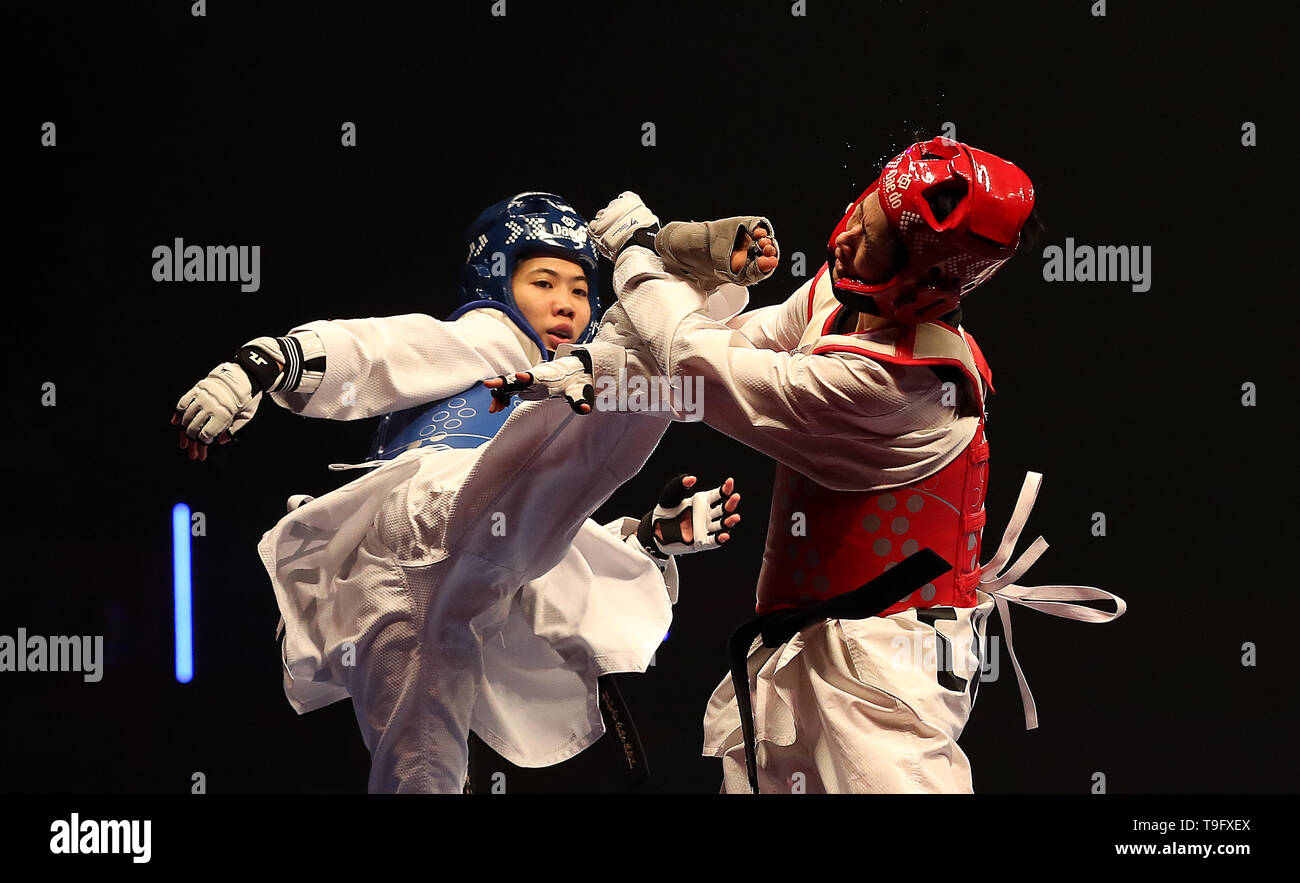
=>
[755,265,996,616]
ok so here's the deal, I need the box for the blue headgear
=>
[449,192,602,353]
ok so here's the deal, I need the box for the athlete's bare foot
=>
[731,227,778,275]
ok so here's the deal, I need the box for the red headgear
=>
[827,138,1035,324]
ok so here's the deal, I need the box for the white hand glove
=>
[486,350,596,415]
[631,474,741,559]
[173,337,286,458]
[175,362,262,444]
[589,191,661,261]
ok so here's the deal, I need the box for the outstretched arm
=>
[608,248,973,492]
[575,193,969,490]
[174,310,537,459]
[267,310,535,419]
[722,280,815,352]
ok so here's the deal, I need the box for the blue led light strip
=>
[172,503,193,683]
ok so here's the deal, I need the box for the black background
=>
[6,0,1295,794]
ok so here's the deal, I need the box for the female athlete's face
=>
[832,189,901,285]
[511,255,592,353]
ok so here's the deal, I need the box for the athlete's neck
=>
[851,311,900,334]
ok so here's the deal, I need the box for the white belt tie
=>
[978,471,1127,730]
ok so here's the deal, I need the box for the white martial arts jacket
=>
[595,250,1124,788]
[579,250,975,492]
[256,304,720,769]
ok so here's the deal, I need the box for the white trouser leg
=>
[711,605,990,794]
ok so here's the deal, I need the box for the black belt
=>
[726,548,953,794]
[597,673,651,786]
[463,674,650,793]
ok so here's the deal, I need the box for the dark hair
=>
[1017,205,1046,254]
[925,184,966,223]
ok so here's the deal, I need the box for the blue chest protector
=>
[366,382,519,461]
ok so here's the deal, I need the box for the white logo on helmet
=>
[548,222,583,242]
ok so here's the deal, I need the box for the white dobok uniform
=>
[587,249,1124,793]
[257,296,743,793]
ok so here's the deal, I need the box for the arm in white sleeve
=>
[268,310,535,420]
[608,249,974,491]
[558,302,675,416]
[607,517,680,605]
[723,279,814,352]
